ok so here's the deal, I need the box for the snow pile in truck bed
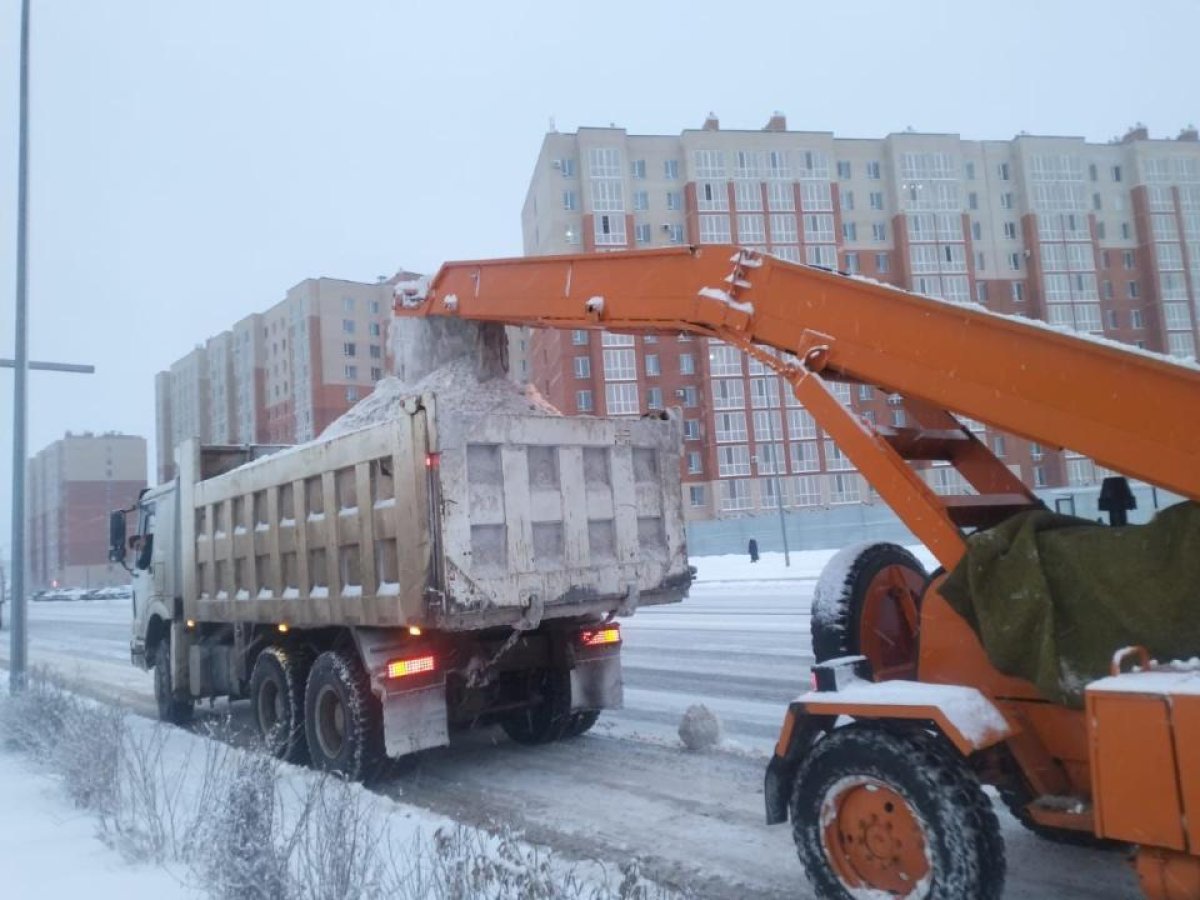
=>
[321,358,559,439]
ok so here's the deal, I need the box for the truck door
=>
[130,500,156,645]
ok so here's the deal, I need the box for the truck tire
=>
[153,639,194,725]
[811,543,927,681]
[251,645,312,764]
[304,650,384,781]
[791,724,1005,900]
[501,668,572,745]
[564,711,600,738]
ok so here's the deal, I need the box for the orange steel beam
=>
[397,245,1200,563]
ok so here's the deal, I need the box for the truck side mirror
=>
[109,510,127,563]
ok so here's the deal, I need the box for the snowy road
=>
[0,567,1141,899]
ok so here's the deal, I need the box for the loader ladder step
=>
[940,493,1043,529]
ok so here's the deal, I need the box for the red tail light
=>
[386,655,436,679]
[425,452,440,469]
[580,626,621,647]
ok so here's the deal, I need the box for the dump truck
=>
[392,245,1200,900]
[111,390,689,778]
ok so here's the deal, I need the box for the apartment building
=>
[155,274,414,482]
[522,116,1200,519]
[26,432,147,590]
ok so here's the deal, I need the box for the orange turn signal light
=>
[386,655,436,679]
[580,627,621,647]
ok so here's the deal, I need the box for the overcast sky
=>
[1,0,1198,554]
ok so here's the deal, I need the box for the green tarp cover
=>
[940,501,1200,708]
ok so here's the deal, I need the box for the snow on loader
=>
[396,245,1200,899]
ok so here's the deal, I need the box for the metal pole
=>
[10,0,31,692]
[771,403,790,567]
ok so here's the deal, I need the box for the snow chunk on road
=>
[678,704,722,751]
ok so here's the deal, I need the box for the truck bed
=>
[181,393,689,631]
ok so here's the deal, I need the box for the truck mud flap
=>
[570,653,623,710]
[382,678,450,757]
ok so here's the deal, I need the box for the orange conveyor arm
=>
[396,245,1200,567]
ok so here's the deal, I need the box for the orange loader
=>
[396,244,1200,899]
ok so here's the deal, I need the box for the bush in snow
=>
[677,704,722,752]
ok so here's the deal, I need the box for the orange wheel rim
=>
[858,563,923,681]
[821,777,930,896]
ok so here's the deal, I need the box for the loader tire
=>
[304,650,384,781]
[153,639,194,725]
[811,543,927,681]
[251,644,312,764]
[501,668,573,745]
[791,723,1005,900]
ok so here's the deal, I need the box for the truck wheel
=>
[791,724,1005,900]
[564,711,600,738]
[501,669,572,745]
[304,650,384,781]
[153,639,194,725]
[251,645,312,764]
[812,543,927,681]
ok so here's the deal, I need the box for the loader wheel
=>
[501,669,573,745]
[791,724,1005,900]
[812,543,927,681]
[251,644,312,764]
[304,650,384,781]
[153,639,194,725]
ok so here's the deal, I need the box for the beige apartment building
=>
[522,116,1200,520]
[26,432,147,590]
[155,274,416,482]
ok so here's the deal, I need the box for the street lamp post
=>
[6,0,96,693]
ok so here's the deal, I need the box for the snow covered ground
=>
[0,549,1140,899]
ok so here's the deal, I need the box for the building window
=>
[630,159,646,179]
[842,222,857,241]
[1105,309,1118,329]
[369,344,382,359]
[871,222,886,242]
[684,419,700,440]
[1111,165,1122,183]
[869,192,884,211]
[371,366,383,381]
[343,297,355,312]
[604,383,639,415]
[669,224,685,244]
[1008,252,1021,271]
[1011,282,1024,302]
[1123,251,1135,270]
[844,252,860,274]
[646,387,663,409]
[595,214,627,246]
[342,319,355,334]
[576,390,593,412]
[965,161,976,180]
[645,354,661,376]
[1000,192,1014,209]
[602,348,636,380]
[968,192,978,211]
[664,159,679,180]
[573,356,591,378]
[635,223,651,244]
[976,251,986,271]
[1034,466,1047,488]
[346,386,359,402]
[344,342,356,357]
[1096,221,1106,240]
[681,385,699,407]
[841,190,855,211]
[633,190,648,211]
[717,445,752,477]
[875,253,889,273]
[836,160,851,179]
[1131,309,1144,328]
[689,485,705,507]
[975,282,988,303]
[563,190,577,211]
[687,452,703,475]
[998,162,1010,181]
[369,323,381,337]
[1120,222,1131,240]
[1128,281,1139,299]
[1103,280,1114,300]
[345,365,358,380]
[971,221,982,241]
[866,161,881,180]
[572,329,588,345]
[666,191,682,210]
[1003,221,1017,239]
